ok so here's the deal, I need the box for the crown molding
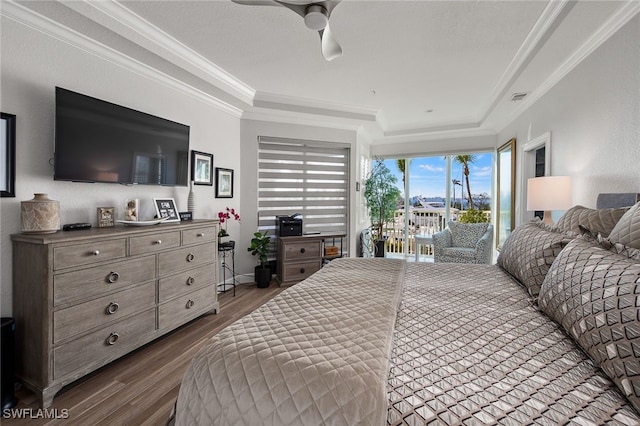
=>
[373,127,497,146]
[1,1,243,117]
[500,0,640,131]
[479,0,574,125]
[383,120,482,138]
[70,1,256,106]
[241,105,366,133]
[254,92,379,122]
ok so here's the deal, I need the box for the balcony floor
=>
[385,253,434,263]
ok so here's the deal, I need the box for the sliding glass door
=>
[381,152,493,259]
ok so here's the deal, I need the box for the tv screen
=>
[54,87,189,186]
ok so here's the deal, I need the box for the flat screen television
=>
[54,87,189,186]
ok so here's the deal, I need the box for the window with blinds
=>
[258,137,350,239]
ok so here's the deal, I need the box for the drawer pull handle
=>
[186,299,195,309]
[106,302,119,314]
[92,250,100,256]
[107,272,120,283]
[187,276,195,285]
[154,240,162,245]
[197,233,205,237]
[186,253,195,262]
[300,248,306,254]
[300,268,305,274]
[106,332,119,345]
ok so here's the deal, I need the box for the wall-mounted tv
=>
[54,87,189,186]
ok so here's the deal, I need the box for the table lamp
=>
[527,176,572,225]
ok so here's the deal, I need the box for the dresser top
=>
[11,219,218,244]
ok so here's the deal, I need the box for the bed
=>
[174,196,640,425]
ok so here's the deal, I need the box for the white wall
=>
[0,17,241,316]
[499,14,640,219]
[238,119,359,277]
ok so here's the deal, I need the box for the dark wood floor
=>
[4,283,284,425]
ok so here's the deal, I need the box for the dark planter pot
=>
[255,265,271,288]
[374,239,386,257]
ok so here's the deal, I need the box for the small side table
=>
[218,240,236,296]
[414,234,433,262]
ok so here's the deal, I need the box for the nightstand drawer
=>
[182,226,216,246]
[54,256,156,307]
[158,285,216,330]
[283,241,322,261]
[129,230,181,255]
[53,281,156,343]
[158,243,216,276]
[53,308,156,380]
[53,239,126,270]
[158,263,215,302]
[282,260,322,282]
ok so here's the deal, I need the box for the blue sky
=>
[383,154,493,199]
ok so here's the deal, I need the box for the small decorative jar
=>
[21,193,60,234]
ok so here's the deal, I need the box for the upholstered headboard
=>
[596,193,640,209]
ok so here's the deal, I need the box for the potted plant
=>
[217,207,241,245]
[363,158,402,257]
[247,230,271,288]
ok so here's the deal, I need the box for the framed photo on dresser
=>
[153,198,180,222]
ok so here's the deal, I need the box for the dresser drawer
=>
[129,230,181,256]
[53,239,126,270]
[158,242,216,276]
[53,308,156,380]
[53,256,156,307]
[182,226,216,246]
[53,281,156,343]
[158,285,216,330]
[282,260,322,283]
[158,263,215,303]
[283,241,322,261]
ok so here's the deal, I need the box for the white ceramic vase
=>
[187,181,196,214]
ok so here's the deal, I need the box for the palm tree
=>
[451,179,461,208]
[396,159,406,186]
[453,155,477,209]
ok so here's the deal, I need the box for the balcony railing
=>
[382,207,490,257]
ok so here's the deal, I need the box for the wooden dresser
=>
[11,219,219,408]
[275,233,346,287]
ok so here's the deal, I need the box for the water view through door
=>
[382,153,493,260]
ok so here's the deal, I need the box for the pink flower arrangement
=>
[218,207,240,237]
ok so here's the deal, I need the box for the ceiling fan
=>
[231,0,343,61]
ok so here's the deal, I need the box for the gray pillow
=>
[608,202,640,249]
[497,221,575,297]
[538,236,640,412]
[555,205,629,237]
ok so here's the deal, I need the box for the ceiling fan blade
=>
[320,23,342,61]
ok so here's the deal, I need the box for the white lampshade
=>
[527,176,572,224]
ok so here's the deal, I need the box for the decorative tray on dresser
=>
[11,219,219,408]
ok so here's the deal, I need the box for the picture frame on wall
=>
[215,168,234,198]
[1,112,16,197]
[153,198,181,222]
[191,150,213,185]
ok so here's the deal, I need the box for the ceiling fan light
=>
[304,5,328,30]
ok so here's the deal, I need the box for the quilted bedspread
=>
[175,258,406,426]
[388,263,640,424]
